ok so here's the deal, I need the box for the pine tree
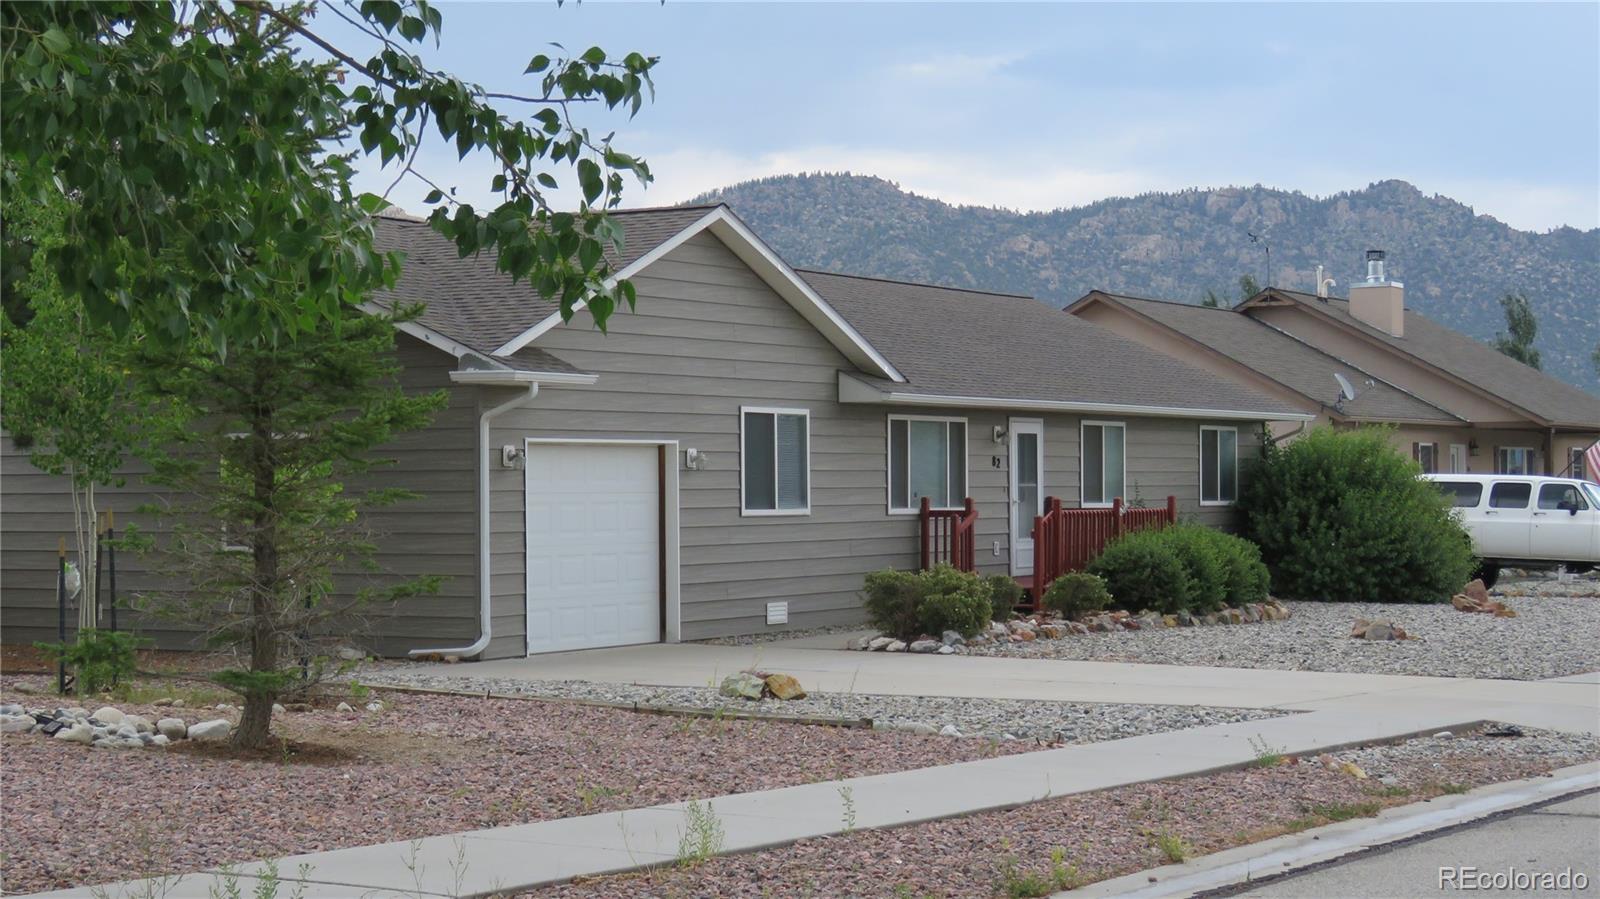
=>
[1492,293,1541,370]
[127,308,446,748]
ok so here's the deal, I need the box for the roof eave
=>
[839,373,1313,422]
[448,369,598,387]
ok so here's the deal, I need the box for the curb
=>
[1066,761,1600,899]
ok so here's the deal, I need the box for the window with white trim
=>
[741,407,809,514]
[1412,442,1439,474]
[1570,447,1588,482]
[1200,426,1238,505]
[1081,421,1126,507]
[1495,446,1534,475]
[888,416,967,511]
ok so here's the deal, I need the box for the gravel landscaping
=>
[354,669,1286,743]
[0,682,1047,896]
[530,724,1600,899]
[965,590,1599,680]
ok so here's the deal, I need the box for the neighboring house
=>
[0,205,1307,659]
[1069,253,1600,479]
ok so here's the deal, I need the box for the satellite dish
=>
[1334,373,1357,402]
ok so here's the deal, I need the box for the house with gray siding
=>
[0,204,1309,659]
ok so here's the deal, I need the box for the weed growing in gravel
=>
[1432,782,1472,795]
[837,785,857,833]
[676,800,726,868]
[1365,784,1413,798]
[1048,847,1083,890]
[1151,829,1191,863]
[1307,800,1382,822]
[995,853,1052,899]
[1247,735,1287,768]
[577,782,623,812]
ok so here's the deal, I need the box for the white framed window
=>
[887,415,967,513]
[1495,446,1534,475]
[1081,420,1126,507]
[1412,441,1439,474]
[740,407,810,516]
[1200,426,1238,505]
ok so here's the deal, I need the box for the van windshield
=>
[1586,483,1600,509]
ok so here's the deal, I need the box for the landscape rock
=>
[336,646,365,661]
[151,734,171,747]
[938,724,962,737]
[852,635,873,651]
[1464,578,1491,605]
[171,699,185,708]
[336,702,355,713]
[186,719,232,742]
[937,645,956,654]
[867,636,895,651]
[364,701,384,712]
[885,640,908,653]
[151,698,176,707]
[156,718,188,740]
[54,723,94,744]
[763,674,806,700]
[91,707,125,725]
[908,639,941,654]
[0,714,35,734]
[123,715,154,734]
[272,703,287,714]
[940,630,966,647]
[719,673,766,701]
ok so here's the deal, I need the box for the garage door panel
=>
[526,444,661,654]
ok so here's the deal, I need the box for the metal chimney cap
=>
[1365,249,1386,262]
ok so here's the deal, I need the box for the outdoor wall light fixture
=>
[992,425,1006,444]
[685,448,708,470]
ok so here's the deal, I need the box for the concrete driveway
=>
[416,637,1600,736]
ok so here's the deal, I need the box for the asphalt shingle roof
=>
[1093,293,1460,424]
[371,205,720,361]
[799,271,1306,417]
[1256,290,1600,427]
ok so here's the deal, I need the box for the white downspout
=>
[408,383,539,659]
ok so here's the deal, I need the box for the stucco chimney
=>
[1348,249,1404,337]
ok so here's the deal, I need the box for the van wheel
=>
[1474,563,1501,589]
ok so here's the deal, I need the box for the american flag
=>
[1586,440,1600,485]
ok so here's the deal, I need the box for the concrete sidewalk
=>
[29,705,1492,899]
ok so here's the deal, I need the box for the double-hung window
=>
[741,407,809,515]
[888,416,967,512]
[1200,426,1239,505]
[1081,421,1126,507]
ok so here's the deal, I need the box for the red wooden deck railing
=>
[1031,494,1177,606]
[919,496,978,573]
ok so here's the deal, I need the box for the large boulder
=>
[907,639,941,654]
[0,714,35,734]
[1464,578,1491,605]
[54,722,94,744]
[718,672,765,701]
[91,707,125,725]
[763,674,806,700]
[186,719,232,742]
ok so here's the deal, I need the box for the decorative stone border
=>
[851,599,1294,653]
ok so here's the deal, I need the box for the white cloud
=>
[1424,179,1599,232]
[887,50,1029,83]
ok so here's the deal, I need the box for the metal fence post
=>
[56,537,67,694]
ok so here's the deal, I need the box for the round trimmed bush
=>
[1209,531,1270,607]
[1042,571,1112,619]
[1086,530,1194,614]
[918,587,992,638]
[1155,525,1228,613]
[985,574,1024,621]
[1237,427,1474,603]
[860,564,995,640]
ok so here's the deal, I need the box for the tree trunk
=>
[232,407,280,751]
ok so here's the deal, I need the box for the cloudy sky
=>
[331,2,1600,232]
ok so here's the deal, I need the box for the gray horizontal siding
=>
[484,232,1268,650]
[0,335,479,658]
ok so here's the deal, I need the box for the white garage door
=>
[525,443,661,654]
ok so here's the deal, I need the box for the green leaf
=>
[524,54,551,74]
[577,159,603,204]
[39,27,71,54]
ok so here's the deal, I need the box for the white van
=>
[1423,474,1600,586]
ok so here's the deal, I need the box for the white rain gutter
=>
[407,381,539,659]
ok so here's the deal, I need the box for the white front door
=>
[1449,444,1468,473]
[1009,419,1044,575]
[525,443,661,654]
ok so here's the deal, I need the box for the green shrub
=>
[1238,427,1475,603]
[1209,532,1271,607]
[918,587,993,638]
[35,629,146,694]
[1157,525,1228,612]
[861,564,993,640]
[862,569,923,641]
[1087,530,1194,614]
[985,574,1023,621]
[1041,572,1112,619]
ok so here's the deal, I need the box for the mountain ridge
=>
[688,174,1600,391]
